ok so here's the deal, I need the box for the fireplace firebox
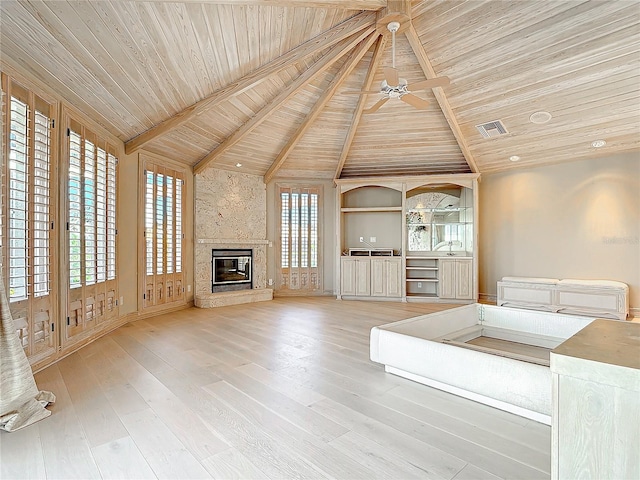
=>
[212,249,252,292]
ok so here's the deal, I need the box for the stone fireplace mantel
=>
[197,238,269,245]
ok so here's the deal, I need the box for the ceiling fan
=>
[348,21,450,114]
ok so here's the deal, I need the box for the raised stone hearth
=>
[195,288,273,308]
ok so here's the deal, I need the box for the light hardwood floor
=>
[1,297,551,479]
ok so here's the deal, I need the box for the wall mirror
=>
[406,187,473,254]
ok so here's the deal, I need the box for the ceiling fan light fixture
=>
[235,162,242,167]
[591,140,607,148]
[387,21,400,34]
[357,21,450,113]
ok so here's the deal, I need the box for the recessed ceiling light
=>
[235,162,242,167]
[591,140,606,148]
[529,111,552,124]
[509,155,521,162]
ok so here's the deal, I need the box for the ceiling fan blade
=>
[343,90,384,95]
[401,94,430,110]
[384,67,399,86]
[408,76,451,90]
[364,97,389,114]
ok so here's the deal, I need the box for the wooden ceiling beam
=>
[264,31,380,183]
[124,11,376,155]
[334,34,389,180]
[129,1,386,9]
[193,29,375,174]
[405,24,479,174]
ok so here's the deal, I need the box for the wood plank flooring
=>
[0,297,551,479]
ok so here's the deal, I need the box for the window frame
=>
[276,183,323,294]
[0,73,59,362]
[140,158,187,311]
[62,111,119,343]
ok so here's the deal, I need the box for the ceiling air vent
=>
[475,120,508,138]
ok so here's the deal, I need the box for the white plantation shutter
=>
[155,173,164,276]
[96,146,107,283]
[5,97,52,301]
[278,185,321,293]
[83,139,96,285]
[106,153,116,280]
[175,177,182,273]
[68,130,117,288]
[32,110,51,297]
[68,131,82,288]
[65,123,118,341]
[143,165,184,308]
[1,77,57,362]
[8,97,29,300]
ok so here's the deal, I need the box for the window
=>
[68,128,117,288]
[1,75,57,360]
[143,165,184,307]
[3,93,51,301]
[65,120,118,340]
[278,185,321,292]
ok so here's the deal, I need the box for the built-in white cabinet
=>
[439,258,473,300]
[335,174,479,302]
[371,257,402,298]
[340,256,402,298]
[340,257,371,296]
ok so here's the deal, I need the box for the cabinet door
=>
[340,258,357,296]
[371,258,386,297]
[456,259,473,300]
[386,258,402,298]
[439,259,456,299]
[355,258,371,296]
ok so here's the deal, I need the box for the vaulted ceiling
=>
[1,0,639,180]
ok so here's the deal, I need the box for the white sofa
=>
[497,277,629,321]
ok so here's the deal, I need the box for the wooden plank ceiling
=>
[1,0,638,179]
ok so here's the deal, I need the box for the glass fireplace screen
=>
[212,248,252,289]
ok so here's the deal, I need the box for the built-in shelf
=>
[347,248,395,256]
[336,175,479,303]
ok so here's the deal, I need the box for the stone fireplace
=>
[194,168,272,308]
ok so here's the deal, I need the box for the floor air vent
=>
[476,120,508,138]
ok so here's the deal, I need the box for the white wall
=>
[116,150,139,316]
[479,152,640,309]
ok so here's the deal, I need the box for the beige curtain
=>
[0,266,55,432]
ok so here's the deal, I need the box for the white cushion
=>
[501,276,560,285]
[557,279,628,290]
